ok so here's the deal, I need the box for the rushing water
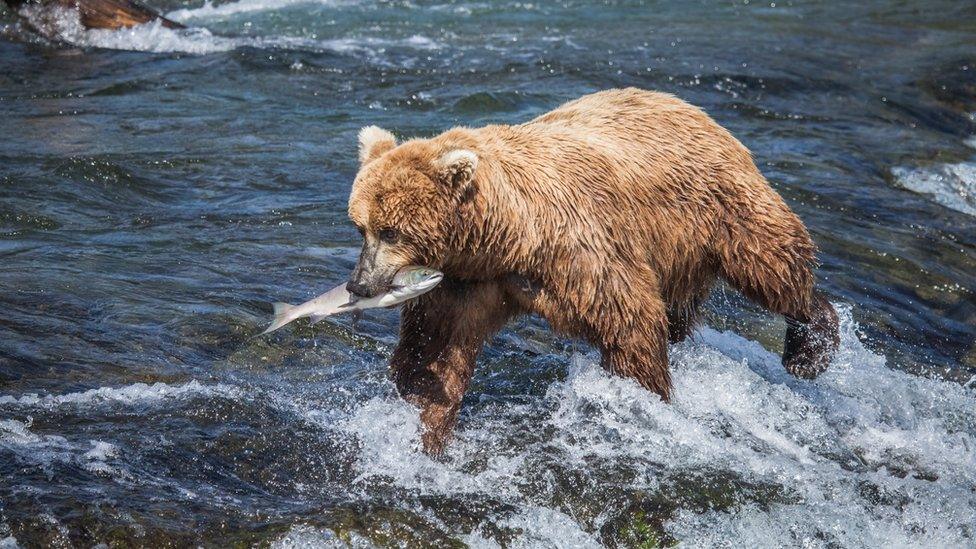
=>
[1,1,975,547]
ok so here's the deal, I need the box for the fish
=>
[259,266,443,336]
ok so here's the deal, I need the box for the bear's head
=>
[346,126,478,298]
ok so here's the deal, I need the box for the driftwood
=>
[3,0,184,31]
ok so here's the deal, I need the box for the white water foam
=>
[166,0,350,21]
[499,507,602,549]
[0,419,124,477]
[76,23,239,54]
[0,521,15,549]
[0,380,239,408]
[15,4,239,53]
[271,525,369,549]
[892,162,976,217]
[15,2,441,55]
[892,138,976,216]
[81,440,121,474]
[0,418,67,448]
[331,306,976,546]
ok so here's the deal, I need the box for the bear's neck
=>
[445,129,550,279]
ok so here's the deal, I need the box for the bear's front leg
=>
[389,279,518,455]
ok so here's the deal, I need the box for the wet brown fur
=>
[348,88,840,454]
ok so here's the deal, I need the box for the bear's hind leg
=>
[781,291,838,378]
[717,219,839,378]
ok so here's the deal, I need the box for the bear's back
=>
[523,88,752,169]
[529,87,689,128]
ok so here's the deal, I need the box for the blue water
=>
[1,1,975,546]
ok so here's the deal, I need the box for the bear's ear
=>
[358,126,397,165]
[434,149,478,190]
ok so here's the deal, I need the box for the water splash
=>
[0,419,124,478]
[11,2,441,55]
[167,0,351,21]
[892,161,976,217]
[13,3,238,53]
[892,137,976,217]
[271,525,368,548]
[333,306,976,545]
[0,380,240,408]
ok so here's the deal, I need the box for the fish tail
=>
[259,302,297,335]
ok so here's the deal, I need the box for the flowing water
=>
[1,1,975,547]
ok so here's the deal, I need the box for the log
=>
[3,0,184,31]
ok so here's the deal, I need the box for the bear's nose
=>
[346,280,374,298]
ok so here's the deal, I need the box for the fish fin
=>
[258,302,296,336]
[309,313,328,325]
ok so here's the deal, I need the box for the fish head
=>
[384,266,444,304]
[392,266,443,288]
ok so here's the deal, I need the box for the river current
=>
[1,1,975,546]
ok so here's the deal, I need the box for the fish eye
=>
[378,228,399,243]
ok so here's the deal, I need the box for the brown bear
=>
[346,88,839,454]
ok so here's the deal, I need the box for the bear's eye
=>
[378,228,400,244]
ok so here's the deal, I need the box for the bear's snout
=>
[348,239,394,298]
